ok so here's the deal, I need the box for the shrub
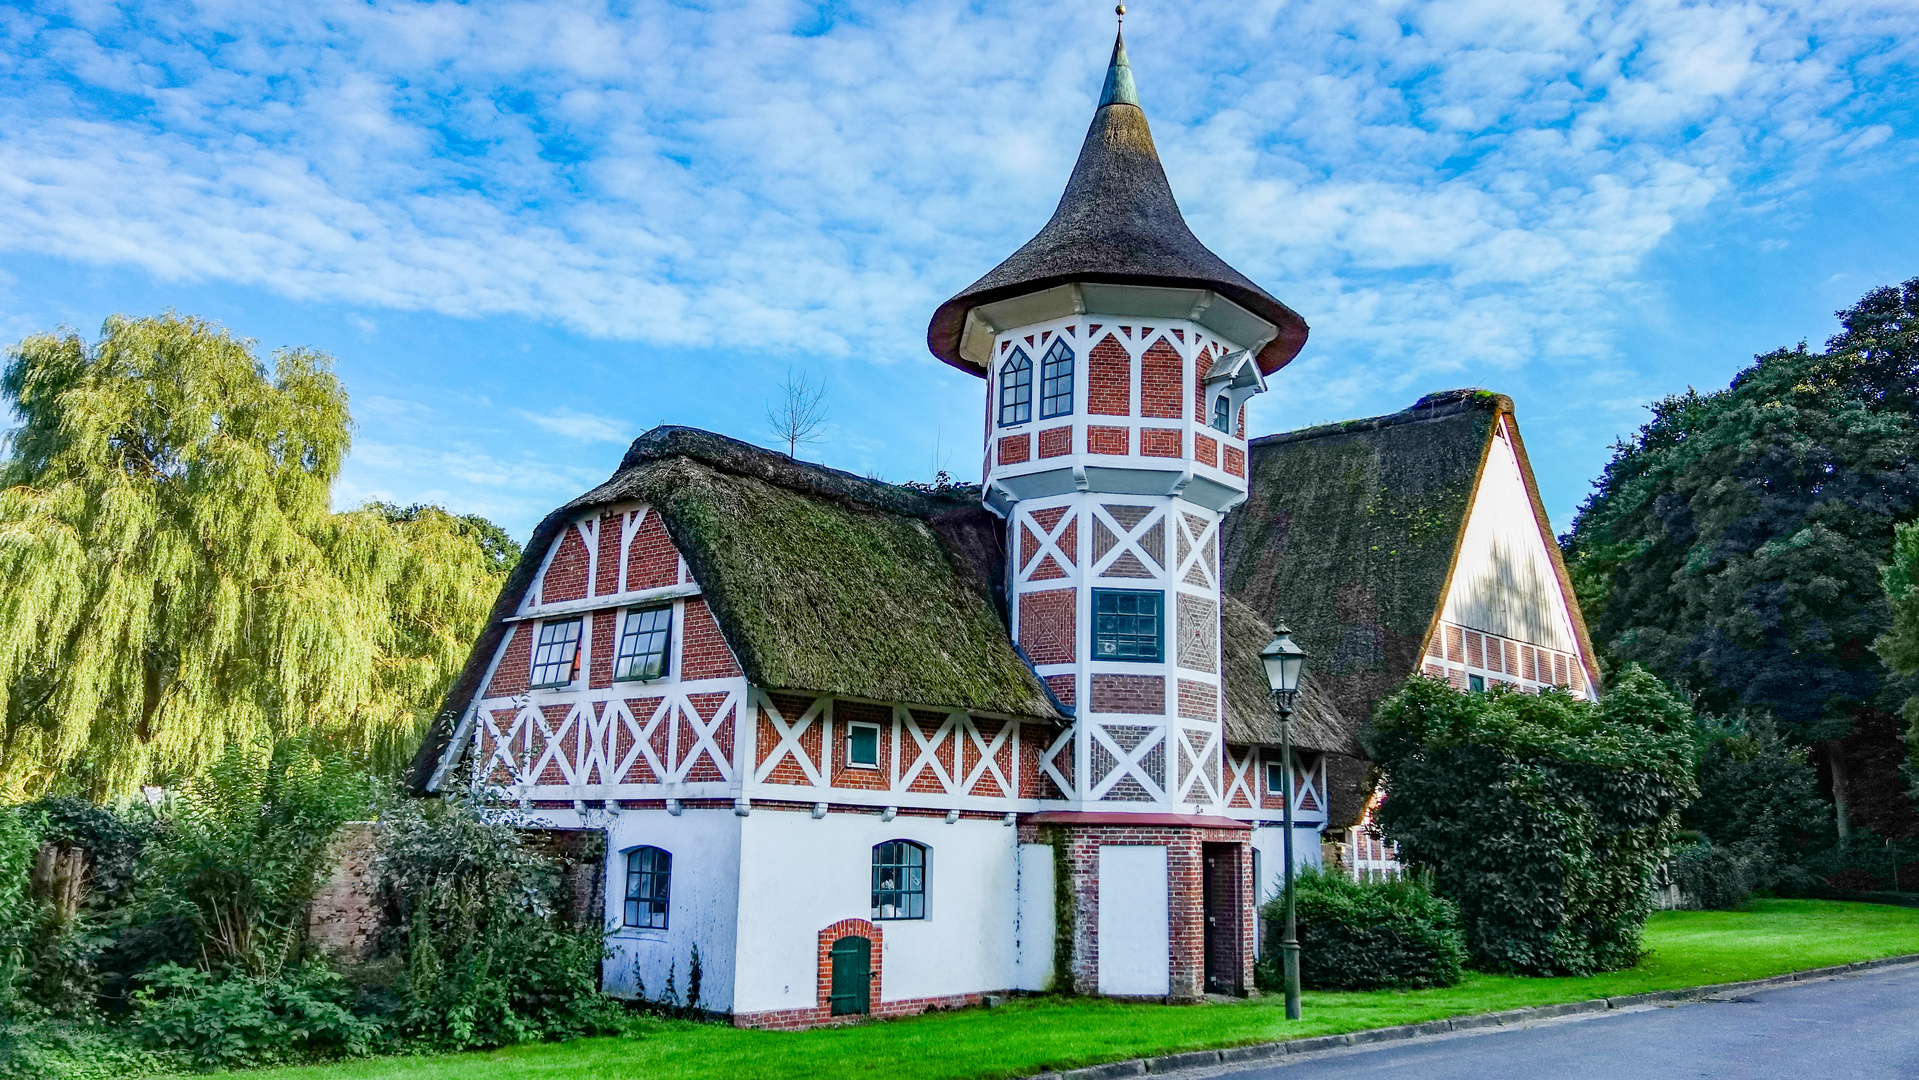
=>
[1669,840,1755,910]
[370,786,628,1050]
[1258,870,1466,990]
[131,963,377,1069]
[1369,666,1698,975]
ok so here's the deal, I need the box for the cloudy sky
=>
[2,0,1916,539]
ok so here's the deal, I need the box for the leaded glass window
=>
[872,840,926,920]
[624,846,671,929]
[1092,589,1163,662]
[616,606,672,681]
[530,618,583,688]
[999,349,1032,427]
[1039,340,1075,419]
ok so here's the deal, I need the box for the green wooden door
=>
[829,935,871,1016]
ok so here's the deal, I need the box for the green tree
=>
[1564,279,1919,838]
[0,313,516,798]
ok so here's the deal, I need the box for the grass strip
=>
[239,899,1919,1080]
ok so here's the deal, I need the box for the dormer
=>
[1203,349,1264,436]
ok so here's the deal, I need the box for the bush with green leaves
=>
[369,787,627,1050]
[1258,869,1466,991]
[1370,666,1698,975]
[1668,839,1755,910]
[131,963,376,1070]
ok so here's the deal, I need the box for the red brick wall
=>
[1195,433,1218,468]
[1193,345,1212,417]
[1044,673,1077,707]
[588,610,616,689]
[830,700,891,791]
[1090,674,1165,714]
[1018,588,1076,665]
[1224,444,1245,478]
[681,597,742,680]
[543,528,590,603]
[594,513,623,596]
[1089,336,1131,416]
[1140,340,1184,419]
[1038,426,1073,458]
[1177,679,1216,720]
[1140,428,1181,457]
[1088,425,1129,455]
[1019,822,1254,1000]
[997,433,1030,465]
[627,511,680,591]
[486,625,531,697]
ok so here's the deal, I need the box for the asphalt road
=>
[1212,963,1919,1080]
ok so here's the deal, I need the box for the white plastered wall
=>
[731,812,1021,1014]
[1096,845,1170,995]
[600,808,744,1010]
[1440,417,1584,659]
[1014,843,1056,991]
[1248,824,1324,907]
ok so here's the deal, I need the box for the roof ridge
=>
[1249,389,1511,450]
[616,425,979,519]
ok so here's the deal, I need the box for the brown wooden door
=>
[1202,843,1241,994]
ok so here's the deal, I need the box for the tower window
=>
[623,846,671,929]
[1092,589,1164,662]
[529,618,584,688]
[999,349,1033,427]
[1039,339,1075,419]
[615,606,672,681]
[872,840,927,920]
[1212,394,1232,432]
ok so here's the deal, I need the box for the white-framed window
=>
[844,721,881,768]
[623,846,671,929]
[615,606,672,682]
[1265,759,1287,795]
[530,618,584,688]
[1212,394,1232,432]
[999,349,1033,426]
[872,840,927,920]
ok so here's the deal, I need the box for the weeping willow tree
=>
[0,313,517,798]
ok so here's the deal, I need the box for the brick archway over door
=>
[817,918,883,1013]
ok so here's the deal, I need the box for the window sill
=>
[612,927,670,942]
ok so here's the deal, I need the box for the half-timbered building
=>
[409,27,1600,1028]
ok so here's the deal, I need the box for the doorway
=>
[829,935,871,1015]
[1201,843,1242,994]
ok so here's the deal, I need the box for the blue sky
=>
[2,0,1916,540]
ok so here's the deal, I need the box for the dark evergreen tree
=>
[1565,279,1919,839]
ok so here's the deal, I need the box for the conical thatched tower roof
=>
[927,30,1309,377]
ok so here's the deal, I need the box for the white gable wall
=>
[1434,415,1595,696]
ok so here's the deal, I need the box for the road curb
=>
[1024,952,1919,1080]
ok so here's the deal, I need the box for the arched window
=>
[999,350,1033,427]
[624,846,671,929]
[872,840,927,920]
[1039,339,1075,419]
[1212,393,1232,433]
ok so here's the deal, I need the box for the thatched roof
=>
[409,427,1059,791]
[1220,390,1510,756]
[926,31,1308,378]
[1219,595,1362,755]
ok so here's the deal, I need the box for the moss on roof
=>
[1219,389,1506,765]
[1220,595,1361,755]
[410,428,1056,791]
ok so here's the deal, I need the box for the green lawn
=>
[244,900,1919,1080]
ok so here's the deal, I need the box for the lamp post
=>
[1260,627,1308,1021]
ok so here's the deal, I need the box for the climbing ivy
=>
[1369,666,1697,975]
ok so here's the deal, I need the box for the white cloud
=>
[516,407,631,444]
[0,0,1912,432]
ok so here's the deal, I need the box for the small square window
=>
[845,722,880,768]
[1265,760,1287,795]
[529,618,583,688]
[616,606,672,681]
[1092,589,1163,662]
[1468,674,1486,693]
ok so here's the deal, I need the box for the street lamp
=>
[1260,627,1308,1021]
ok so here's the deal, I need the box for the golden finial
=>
[1116,4,1126,19]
